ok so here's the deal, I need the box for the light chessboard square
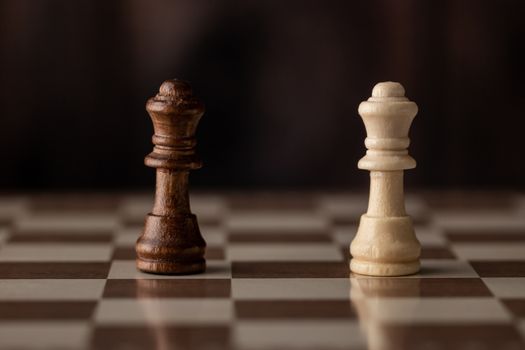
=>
[0,279,105,300]
[95,299,233,325]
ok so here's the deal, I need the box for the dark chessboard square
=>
[0,262,110,279]
[227,193,316,211]
[111,247,136,260]
[350,278,492,297]
[0,301,96,320]
[235,300,356,319]
[446,231,525,242]
[103,279,231,298]
[8,232,113,243]
[0,217,13,226]
[470,261,525,277]
[205,247,226,260]
[91,326,230,350]
[29,194,121,212]
[423,191,517,211]
[228,232,332,243]
[411,215,432,226]
[341,247,351,260]
[381,324,524,350]
[502,299,525,318]
[232,262,348,278]
[331,217,360,226]
[196,216,223,226]
[121,217,145,227]
[420,247,456,259]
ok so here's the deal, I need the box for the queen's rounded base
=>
[350,214,421,277]
[350,258,419,276]
[136,213,206,275]
[136,258,206,275]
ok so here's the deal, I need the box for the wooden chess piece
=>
[350,82,421,276]
[136,79,206,274]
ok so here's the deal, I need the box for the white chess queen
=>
[350,82,421,276]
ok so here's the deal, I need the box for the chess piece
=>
[136,79,206,274]
[350,82,421,276]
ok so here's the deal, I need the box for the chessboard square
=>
[28,194,120,212]
[317,194,367,218]
[332,227,357,245]
[0,197,28,226]
[405,194,430,214]
[501,299,525,318]
[232,262,348,278]
[206,247,226,260]
[349,278,491,298]
[518,195,525,215]
[405,259,479,278]
[0,322,90,350]
[111,246,136,260]
[16,213,118,232]
[452,243,525,260]
[201,227,228,245]
[380,324,525,350]
[190,194,228,218]
[420,246,456,259]
[119,194,153,220]
[0,216,12,226]
[228,232,331,243]
[424,191,517,211]
[228,193,316,211]
[0,279,105,300]
[364,298,511,323]
[0,228,8,245]
[8,231,113,243]
[103,279,231,298]
[0,301,96,320]
[433,213,525,231]
[227,212,328,232]
[232,279,350,300]
[471,261,525,277]
[446,230,525,242]
[235,300,356,319]
[92,325,231,350]
[0,243,112,262]
[95,299,233,325]
[0,262,110,279]
[415,227,448,247]
[518,321,525,343]
[227,244,343,262]
[482,278,525,298]
[330,216,360,226]
[108,260,231,279]
[114,227,141,246]
[233,321,365,350]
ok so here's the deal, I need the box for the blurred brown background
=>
[0,0,524,190]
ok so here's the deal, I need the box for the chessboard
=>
[0,191,524,350]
